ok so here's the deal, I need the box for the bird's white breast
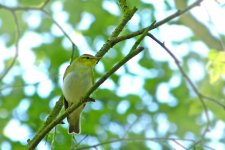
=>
[62,69,93,104]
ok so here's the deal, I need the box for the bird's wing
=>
[91,68,94,85]
[63,65,71,80]
[63,64,72,109]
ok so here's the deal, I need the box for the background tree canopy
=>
[0,0,225,149]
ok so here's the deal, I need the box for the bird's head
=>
[75,54,100,67]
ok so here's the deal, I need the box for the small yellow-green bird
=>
[62,54,99,134]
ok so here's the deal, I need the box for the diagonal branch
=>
[147,33,215,142]
[27,46,145,149]
[27,12,152,148]
[44,96,64,126]
[42,10,75,46]
[113,0,204,43]
[95,5,137,58]
[92,0,204,60]
[147,33,225,107]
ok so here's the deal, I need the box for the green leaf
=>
[189,98,202,116]
[207,50,225,83]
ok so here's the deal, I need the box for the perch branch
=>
[27,46,144,149]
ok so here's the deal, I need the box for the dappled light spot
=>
[116,100,130,114]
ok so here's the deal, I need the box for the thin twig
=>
[42,10,75,46]
[114,0,203,43]
[93,0,204,59]
[201,95,225,109]
[75,137,196,150]
[130,21,156,53]
[147,33,211,145]
[0,11,20,81]
[147,32,225,111]
[172,139,188,150]
[75,137,214,150]
[70,43,76,63]
[122,117,140,138]
[76,135,89,147]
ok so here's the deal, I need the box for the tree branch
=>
[44,96,64,126]
[146,33,224,146]
[95,5,137,58]
[27,46,144,149]
[118,0,129,13]
[27,6,151,147]
[113,0,204,43]
[147,33,225,107]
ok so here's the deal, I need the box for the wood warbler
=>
[62,54,99,133]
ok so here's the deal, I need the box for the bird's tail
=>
[67,105,84,134]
